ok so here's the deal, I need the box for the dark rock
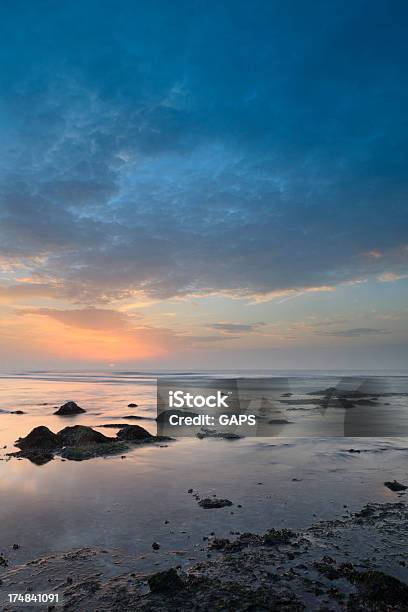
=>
[281,392,293,397]
[384,480,408,492]
[268,419,293,424]
[10,410,25,415]
[127,403,138,408]
[314,560,340,580]
[198,498,233,509]
[122,415,152,420]
[15,450,55,465]
[307,387,368,398]
[60,441,127,461]
[58,425,112,446]
[351,570,408,606]
[12,544,19,550]
[152,542,160,550]
[116,425,153,441]
[354,504,376,519]
[263,528,296,545]
[208,538,231,550]
[148,568,184,593]
[54,401,86,416]
[0,555,8,567]
[219,432,242,440]
[10,419,170,463]
[196,429,242,440]
[15,426,60,450]
[279,398,324,406]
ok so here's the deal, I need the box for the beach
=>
[0,370,407,610]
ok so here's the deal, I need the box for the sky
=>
[0,0,407,370]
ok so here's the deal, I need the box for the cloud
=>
[0,1,407,305]
[209,322,266,334]
[377,272,408,282]
[17,307,134,331]
[186,335,240,344]
[0,283,61,301]
[316,328,392,338]
[8,307,181,362]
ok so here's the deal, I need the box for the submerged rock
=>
[268,418,293,424]
[20,450,56,465]
[198,498,233,509]
[54,401,86,416]
[127,403,138,408]
[196,429,242,440]
[384,480,408,492]
[61,442,128,461]
[15,426,60,450]
[122,415,152,420]
[98,423,128,428]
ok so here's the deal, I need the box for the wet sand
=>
[1,500,407,610]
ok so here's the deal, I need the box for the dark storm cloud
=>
[0,0,407,301]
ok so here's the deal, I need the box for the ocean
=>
[0,369,407,576]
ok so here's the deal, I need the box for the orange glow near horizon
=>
[0,313,168,363]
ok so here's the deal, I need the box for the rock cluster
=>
[11,423,170,464]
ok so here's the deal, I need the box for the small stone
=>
[54,401,86,416]
[198,498,233,509]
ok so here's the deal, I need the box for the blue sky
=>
[0,0,407,368]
